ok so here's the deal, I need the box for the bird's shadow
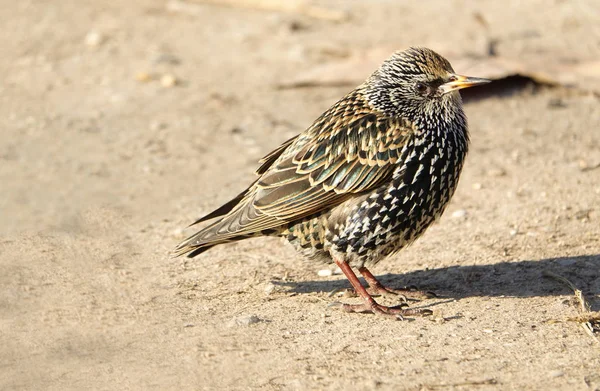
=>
[274,254,600,311]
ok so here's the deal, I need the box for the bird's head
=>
[365,47,490,129]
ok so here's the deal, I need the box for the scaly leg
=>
[334,259,432,319]
[359,266,436,301]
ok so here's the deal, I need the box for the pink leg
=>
[359,266,435,301]
[334,259,432,319]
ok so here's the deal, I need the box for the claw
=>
[332,259,434,320]
[340,302,432,319]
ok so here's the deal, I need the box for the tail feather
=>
[173,227,265,258]
[174,186,254,257]
[174,201,273,258]
[174,135,295,258]
[187,185,255,227]
[173,236,240,258]
[174,215,245,258]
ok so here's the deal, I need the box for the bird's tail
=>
[172,211,258,258]
[172,186,256,258]
[172,230,252,258]
[172,194,278,258]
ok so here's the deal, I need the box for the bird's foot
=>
[333,260,433,320]
[334,301,433,320]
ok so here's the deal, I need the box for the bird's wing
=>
[176,91,417,252]
[256,135,298,175]
[185,136,299,227]
[254,113,414,220]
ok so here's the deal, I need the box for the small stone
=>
[549,370,564,378]
[482,329,493,333]
[154,53,181,65]
[288,20,309,32]
[472,183,482,190]
[230,315,262,327]
[136,72,153,82]
[161,74,177,87]
[264,283,276,295]
[318,269,332,277]
[511,151,520,162]
[84,31,104,47]
[574,209,591,221]
[509,229,518,236]
[452,209,467,218]
[150,121,167,131]
[487,168,506,177]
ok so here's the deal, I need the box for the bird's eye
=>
[415,82,428,95]
[448,75,458,82]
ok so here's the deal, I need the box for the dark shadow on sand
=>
[274,254,600,310]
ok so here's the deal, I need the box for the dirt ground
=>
[1,1,600,390]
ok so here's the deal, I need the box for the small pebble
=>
[452,209,467,219]
[472,183,482,190]
[318,269,332,277]
[549,370,564,378]
[230,315,262,327]
[264,283,276,295]
[154,53,181,65]
[487,168,506,177]
[136,72,153,82]
[482,329,493,333]
[84,31,104,47]
[509,229,518,236]
[161,74,177,87]
[150,121,167,131]
[574,209,591,220]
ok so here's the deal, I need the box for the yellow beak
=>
[440,74,491,94]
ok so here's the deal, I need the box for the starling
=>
[175,47,489,318]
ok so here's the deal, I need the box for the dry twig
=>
[543,270,600,344]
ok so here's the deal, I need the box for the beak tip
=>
[463,76,492,86]
[440,75,491,94]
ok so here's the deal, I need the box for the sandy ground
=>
[1,0,600,390]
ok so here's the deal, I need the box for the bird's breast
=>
[328,126,468,266]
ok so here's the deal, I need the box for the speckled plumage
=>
[175,47,489,318]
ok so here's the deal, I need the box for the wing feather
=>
[176,89,417,255]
